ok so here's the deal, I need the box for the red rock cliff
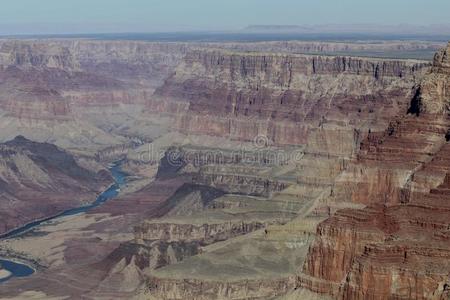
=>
[302,43,450,300]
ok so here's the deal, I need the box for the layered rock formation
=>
[0,42,121,150]
[135,220,266,244]
[152,49,428,152]
[0,136,111,235]
[0,40,188,87]
[0,39,448,300]
[111,46,438,300]
[0,39,433,153]
[147,276,298,300]
[0,41,79,70]
[66,40,189,88]
[203,40,445,60]
[302,43,450,300]
[420,42,450,114]
[0,40,189,151]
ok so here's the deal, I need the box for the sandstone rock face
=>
[100,241,201,273]
[305,207,387,283]
[305,115,450,299]
[0,40,188,150]
[67,40,189,87]
[331,115,448,206]
[0,39,447,300]
[147,276,298,300]
[201,41,445,59]
[194,168,290,197]
[306,203,450,299]
[0,41,79,70]
[0,136,111,235]
[0,40,435,152]
[421,42,450,114]
[135,221,266,244]
[152,49,428,151]
[302,43,450,300]
[0,40,432,154]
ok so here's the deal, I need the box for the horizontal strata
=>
[134,221,267,244]
[0,40,448,300]
[0,40,189,149]
[152,48,429,148]
[302,43,450,300]
[199,40,446,59]
[147,276,298,300]
[182,48,428,75]
[304,128,450,297]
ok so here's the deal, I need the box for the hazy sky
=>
[1,0,449,34]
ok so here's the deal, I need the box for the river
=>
[0,161,128,284]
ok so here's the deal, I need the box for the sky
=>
[1,0,450,35]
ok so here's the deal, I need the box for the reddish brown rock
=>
[151,49,428,150]
[302,43,450,300]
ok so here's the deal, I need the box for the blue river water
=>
[0,161,128,284]
[0,259,35,283]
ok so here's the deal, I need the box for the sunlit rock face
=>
[302,43,450,300]
[0,40,188,151]
[0,40,431,153]
[420,42,450,114]
[152,49,428,152]
[0,38,448,300]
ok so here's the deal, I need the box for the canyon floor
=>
[0,38,449,300]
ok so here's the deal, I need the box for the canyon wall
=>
[421,42,450,114]
[134,47,438,299]
[0,40,189,151]
[302,43,450,300]
[0,40,433,153]
[152,49,429,153]
[135,221,266,244]
[0,39,447,299]
[147,276,298,300]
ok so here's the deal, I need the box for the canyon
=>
[0,136,111,235]
[0,38,448,300]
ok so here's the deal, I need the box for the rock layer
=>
[0,39,447,300]
[302,42,450,300]
[147,276,298,300]
[152,49,428,151]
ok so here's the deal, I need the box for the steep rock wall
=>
[152,49,429,152]
[421,42,450,114]
[301,43,450,300]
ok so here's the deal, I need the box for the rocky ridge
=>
[0,136,111,235]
